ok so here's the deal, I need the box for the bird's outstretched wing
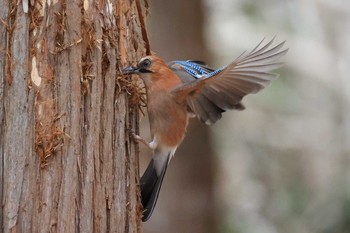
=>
[171,38,288,125]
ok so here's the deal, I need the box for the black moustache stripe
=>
[139,68,153,73]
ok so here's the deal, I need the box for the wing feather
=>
[172,39,288,124]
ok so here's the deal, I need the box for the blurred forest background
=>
[141,0,350,233]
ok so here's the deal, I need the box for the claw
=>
[128,128,153,150]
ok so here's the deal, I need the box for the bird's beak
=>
[122,66,139,74]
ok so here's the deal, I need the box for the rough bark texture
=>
[0,0,147,232]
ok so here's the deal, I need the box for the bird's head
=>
[122,56,155,74]
[122,56,181,90]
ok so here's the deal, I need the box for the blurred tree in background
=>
[142,0,217,233]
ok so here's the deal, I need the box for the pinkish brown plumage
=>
[123,38,288,221]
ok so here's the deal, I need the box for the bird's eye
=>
[141,59,151,68]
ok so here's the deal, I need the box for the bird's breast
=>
[147,92,188,149]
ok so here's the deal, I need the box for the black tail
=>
[140,154,169,221]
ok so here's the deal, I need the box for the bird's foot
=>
[128,129,153,150]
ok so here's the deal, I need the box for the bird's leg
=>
[128,129,153,150]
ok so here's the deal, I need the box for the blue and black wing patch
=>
[170,60,224,79]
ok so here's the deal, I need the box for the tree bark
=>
[0,1,146,232]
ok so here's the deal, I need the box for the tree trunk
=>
[0,1,147,232]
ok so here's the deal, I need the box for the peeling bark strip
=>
[136,0,151,55]
[0,0,148,232]
[29,2,64,166]
[4,0,18,86]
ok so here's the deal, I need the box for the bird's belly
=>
[149,103,188,149]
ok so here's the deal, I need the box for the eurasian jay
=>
[123,38,288,221]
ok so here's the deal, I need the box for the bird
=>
[122,38,288,221]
